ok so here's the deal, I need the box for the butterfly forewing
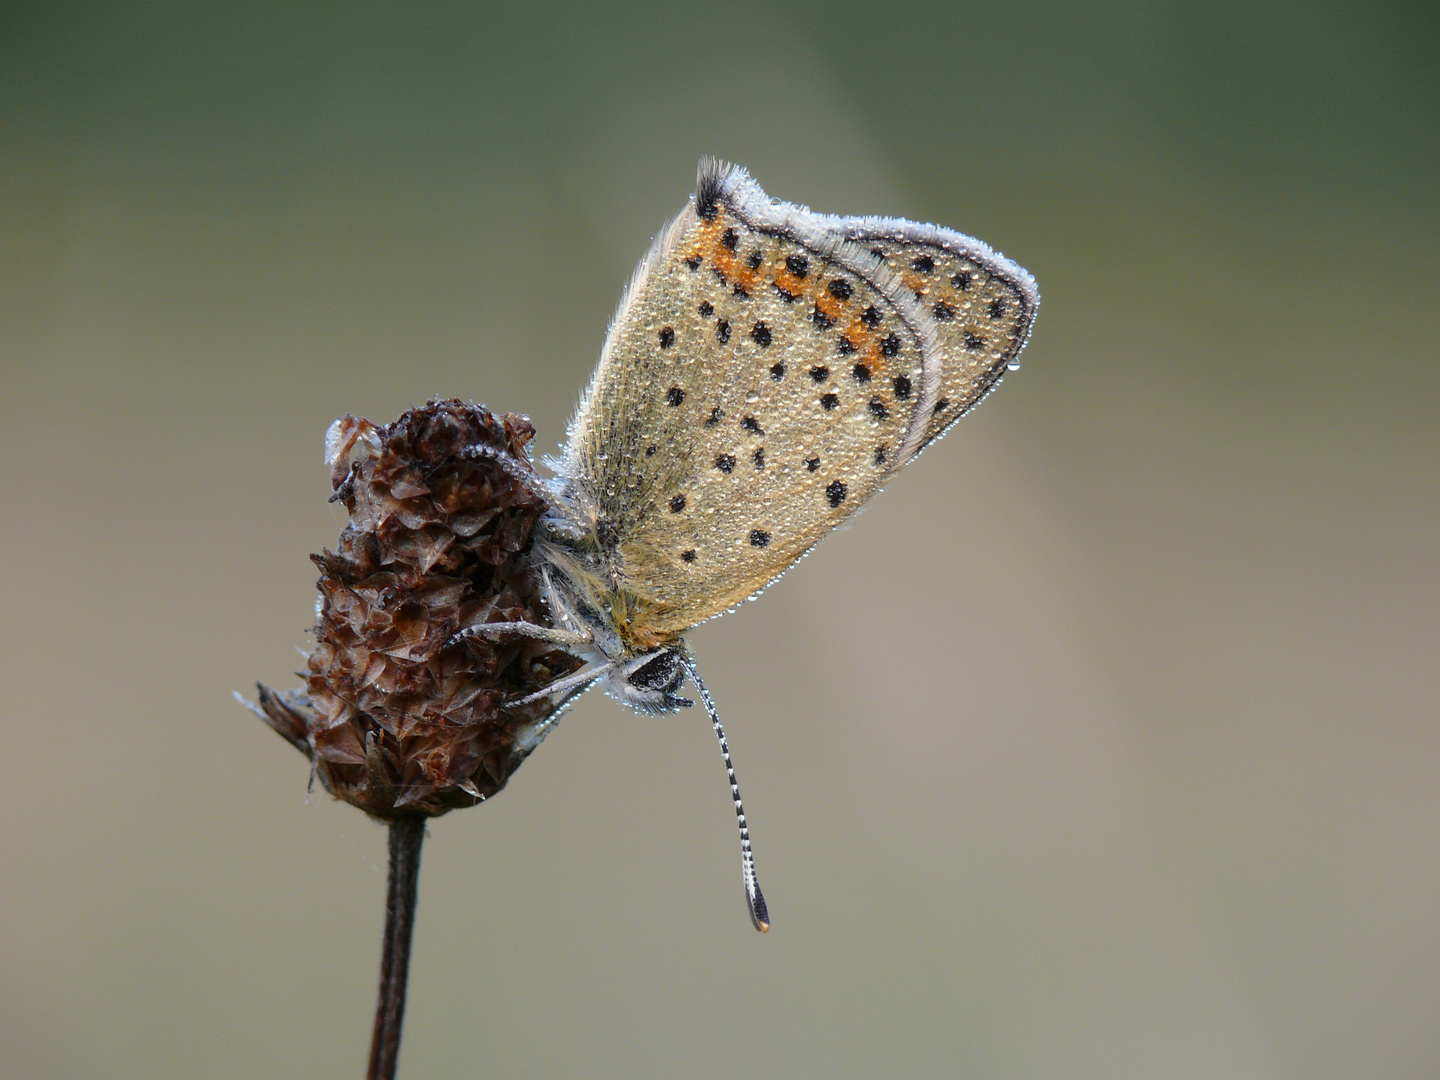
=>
[564,163,1036,643]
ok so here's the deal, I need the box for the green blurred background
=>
[3,2,1437,1077]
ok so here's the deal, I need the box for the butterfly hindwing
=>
[835,219,1037,449]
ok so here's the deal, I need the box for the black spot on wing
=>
[770,362,785,380]
[716,319,731,344]
[820,393,839,411]
[828,278,853,300]
[786,254,809,277]
[893,375,912,400]
[665,386,685,407]
[669,494,687,512]
[750,529,771,547]
[658,326,675,348]
[825,480,847,507]
[751,322,772,347]
[881,332,900,357]
[851,364,871,383]
[715,454,736,473]
[741,416,764,436]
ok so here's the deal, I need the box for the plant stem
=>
[368,815,426,1080]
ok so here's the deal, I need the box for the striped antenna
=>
[679,653,770,932]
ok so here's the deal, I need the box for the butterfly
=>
[454,160,1037,930]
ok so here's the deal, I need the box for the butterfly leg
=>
[459,443,590,538]
[446,589,608,708]
[448,620,591,649]
[507,662,608,708]
[448,564,596,651]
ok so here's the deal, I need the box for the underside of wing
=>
[564,163,938,641]
[832,219,1038,451]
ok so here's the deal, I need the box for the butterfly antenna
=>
[679,653,770,932]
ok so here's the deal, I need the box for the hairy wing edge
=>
[562,199,699,513]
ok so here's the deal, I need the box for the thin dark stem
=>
[368,815,426,1080]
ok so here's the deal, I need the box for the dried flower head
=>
[251,398,584,818]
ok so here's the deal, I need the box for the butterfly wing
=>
[831,218,1037,450]
[562,161,1036,643]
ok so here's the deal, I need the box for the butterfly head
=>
[603,646,693,716]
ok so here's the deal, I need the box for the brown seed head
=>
[252,398,584,818]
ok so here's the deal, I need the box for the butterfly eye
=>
[627,649,686,694]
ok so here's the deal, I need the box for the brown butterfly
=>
[453,160,1037,930]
